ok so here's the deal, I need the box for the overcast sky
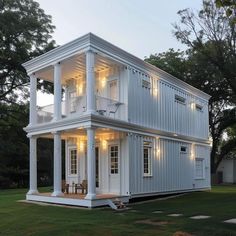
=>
[36,0,203,106]
[37,0,203,58]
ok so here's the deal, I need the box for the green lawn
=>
[0,186,236,236]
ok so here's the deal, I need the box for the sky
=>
[36,0,203,106]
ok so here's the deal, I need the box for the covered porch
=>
[26,127,130,207]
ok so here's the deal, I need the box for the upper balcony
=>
[29,51,127,126]
[37,94,124,124]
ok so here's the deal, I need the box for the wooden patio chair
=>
[75,180,87,194]
[62,180,69,194]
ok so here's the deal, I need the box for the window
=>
[195,158,204,179]
[175,94,186,104]
[69,91,77,113]
[180,145,187,153]
[143,141,152,176]
[196,104,203,112]
[70,148,77,175]
[110,145,119,174]
[108,80,118,101]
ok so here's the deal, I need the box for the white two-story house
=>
[23,33,211,208]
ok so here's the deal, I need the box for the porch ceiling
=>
[39,128,124,140]
[36,53,121,85]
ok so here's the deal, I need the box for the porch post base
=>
[85,193,96,200]
[27,189,39,195]
[51,191,64,197]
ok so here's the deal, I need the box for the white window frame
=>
[109,144,119,174]
[69,91,77,113]
[196,104,203,112]
[195,157,205,179]
[107,78,119,101]
[68,147,77,175]
[143,141,152,177]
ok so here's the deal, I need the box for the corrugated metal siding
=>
[129,134,210,195]
[127,69,209,139]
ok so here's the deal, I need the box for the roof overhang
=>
[22,32,211,101]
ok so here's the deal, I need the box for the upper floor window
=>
[69,91,77,113]
[196,104,203,112]
[175,94,186,105]
[143,141,152,176]
[108,80,119,101]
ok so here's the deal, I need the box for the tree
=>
[0,0,55,105]
[173,0,236,96]
[145,46,236,173]
[0,0,56,189]
[0,102,29,188]
[215,0,236,24]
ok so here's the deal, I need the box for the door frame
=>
[95,145,101,192]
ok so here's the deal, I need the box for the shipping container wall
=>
[127,69,209,139]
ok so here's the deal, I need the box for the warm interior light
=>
[79,141,84,152]
[101,77,106,88]
[190,102,195,110]
[190,153,194,160]
[153,87,158,97]
[102,140,107,150]
[77,84,83,96]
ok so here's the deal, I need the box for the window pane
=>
[110,145,118,174]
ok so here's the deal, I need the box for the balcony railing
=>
[37,101,67,124]
[36,95,123,124]
[96,95,123,118]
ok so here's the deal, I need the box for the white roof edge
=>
[22,32,211,101]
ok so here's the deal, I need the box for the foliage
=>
[215,0,236,24]
[161,0,236,173]
[0,186,236,235]
[0,103,29,188]
[0,102,56,188]
[0,0,57,188]
[173,0,236,96]
[0,0,55,105]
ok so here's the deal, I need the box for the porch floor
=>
[38,192,119,200]
[26,192,130,208]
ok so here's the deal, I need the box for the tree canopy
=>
[173,0,236,97]
[0,0,56,189]
[0,0,55,105]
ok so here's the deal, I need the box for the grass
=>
[0,186,236,236]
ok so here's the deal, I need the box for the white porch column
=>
[53,62,62,121]
[29,74,37,125]
[27,135,38,195]
[52,131,63,196]
[85,127,96,199]
[86,50,96,113]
